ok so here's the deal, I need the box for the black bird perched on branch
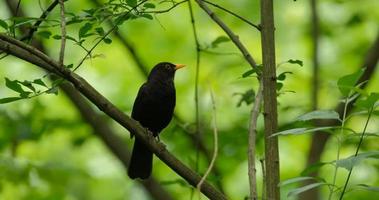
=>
[128,62,185,179]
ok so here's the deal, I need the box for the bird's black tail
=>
[128,138,153,179]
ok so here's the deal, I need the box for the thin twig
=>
[21,0,59,42]
[194,0,258,69]
[143,0,188,14]
[188,0,201,174]
[339,107,374,199]
[201,0,260,31]
[0,33,227,200]
[197,87,219,199]
[247,83,263,200]
[58,0,66,65]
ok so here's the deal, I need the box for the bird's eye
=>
[165,64,171,69]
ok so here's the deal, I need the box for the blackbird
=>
[128,62,185,179]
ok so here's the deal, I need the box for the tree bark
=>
[260,0,280,199]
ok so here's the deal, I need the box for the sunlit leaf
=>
[296,110,340,121]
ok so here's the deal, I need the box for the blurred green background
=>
[0,0,378,199]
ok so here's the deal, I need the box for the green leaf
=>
[5,78,25,94]
[301,162,330,176]
[242,69,256,78]
[126,0,137,7]
[234,89,255,107]
[95,27,105,36]
[296,110,340,121]
[143,3,156,8]
[0,19,8,30]
[52,35,61,40]
[0,97,23,104]
[79,23,93,39]
[287,182,327,197]
[37,31,52,39]
[356,92,379,110]
[287,59,303,67]
[103,38,112,44]
[278,177,316,187]
[272,126,334,137]
[19,80,36,92]
[335,151,379,171]
[277,71,293,81]
[276,82,283,91]
[337,68,364,97]
[211,36,230,48]
[32,79,47,87]
[141,14,153,20]
[46,87,58,95]
[355,184,379,192]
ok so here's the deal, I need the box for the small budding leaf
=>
[296,110,340,121]
[211,36,230,48]
[141,14,153,20]
[104,38,112,44]
[287,59,303,67]
[337,68,364,97]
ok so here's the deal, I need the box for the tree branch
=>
[247,83,263,200]
[0,34,227,200]
[260,0,280,199]
[89,0,225,192]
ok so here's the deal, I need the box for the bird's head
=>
[148,62,185,82]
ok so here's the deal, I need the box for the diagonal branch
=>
[4,2,175,198]
[0,34,227,200]
[89,0,225,192]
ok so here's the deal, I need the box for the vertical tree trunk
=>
[260,0,280,199]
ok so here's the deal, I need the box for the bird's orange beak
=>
[174,64,186,70]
